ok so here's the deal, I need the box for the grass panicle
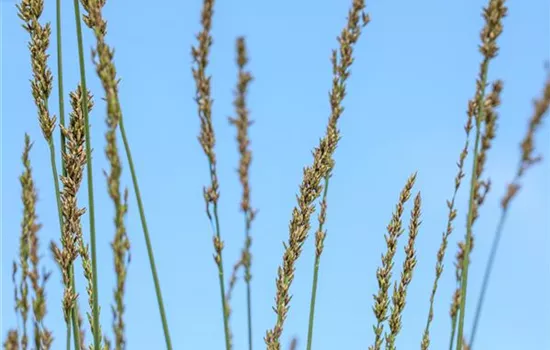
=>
[6,136,54,350]
[369,173,416,350]
[265,2,369,349]
[18,146,31,350]
[385,193,422,350]
[106,113,131,350]
[16,0,56,142]
[191,0,233,349]
[50,85,95,348]
[421,97,474,350]
[22,136,54,350]
[227,36,256,350]
[469,73,550,347]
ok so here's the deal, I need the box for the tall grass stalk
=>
[191,0,232,348]
[455,2,507,349]
[265,1,369,347]
[77,0,174,347]
[266,3,369,349]
[469,75,550,348]
[119,117,173,349]
[306,175,329,350]
[55,1,83,348]
[421,67,475,350]
[228,37,256,350]
[70,0,101,348]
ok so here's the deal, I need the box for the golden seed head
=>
[17,0,56,141]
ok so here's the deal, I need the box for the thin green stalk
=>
[212,203,231,350]
[449,290,458,350]
[118,119,173,349]
[55,2,82,349]
[66,323,71,350]
[455,64,489,350]
[449,324,456,350]
[56,0,67,169]
[191,1,231,346]
[72,1,100,348]
[470,75,550,348]
[246,272,252,350]
[306,176,330,350]
[468,211,507,347]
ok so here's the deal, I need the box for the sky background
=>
[1,0,549,349]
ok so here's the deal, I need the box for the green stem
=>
[72,1,100,349]
[56,0,67,170]
[455,62,489,350]
[306,256,321,350]
[469,207,508,347]
[246,275,252,350]
[242,213,253,350]
[118,119,173,349]
[212,202,231,350]
[66,321,71,350]
[449,294,458,350]
[55,3,82,349]
[306,175,330,350]
[238,212,253,350]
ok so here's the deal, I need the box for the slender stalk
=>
[469,76,550,348]
[468,213,506,346]
[192,1,232,348]
[56,0,67,170]
[76,0,172,347]
[66,326,71,350]
[421,88,473,350]
[229,37,255,350]
[72,1,100,348]
[118,119,173,349]
[306,175,330,350]
[55,1,83,348]
[449,314,457,350]
[448,287,460,350]
[455,87,484,350]
[213,204,231,350]
[455,1,507,348]
[266,3,369,347]
[246,272,252,350]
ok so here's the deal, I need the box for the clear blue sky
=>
[1,0,549,349]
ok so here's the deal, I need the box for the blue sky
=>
[1,0,549,349]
